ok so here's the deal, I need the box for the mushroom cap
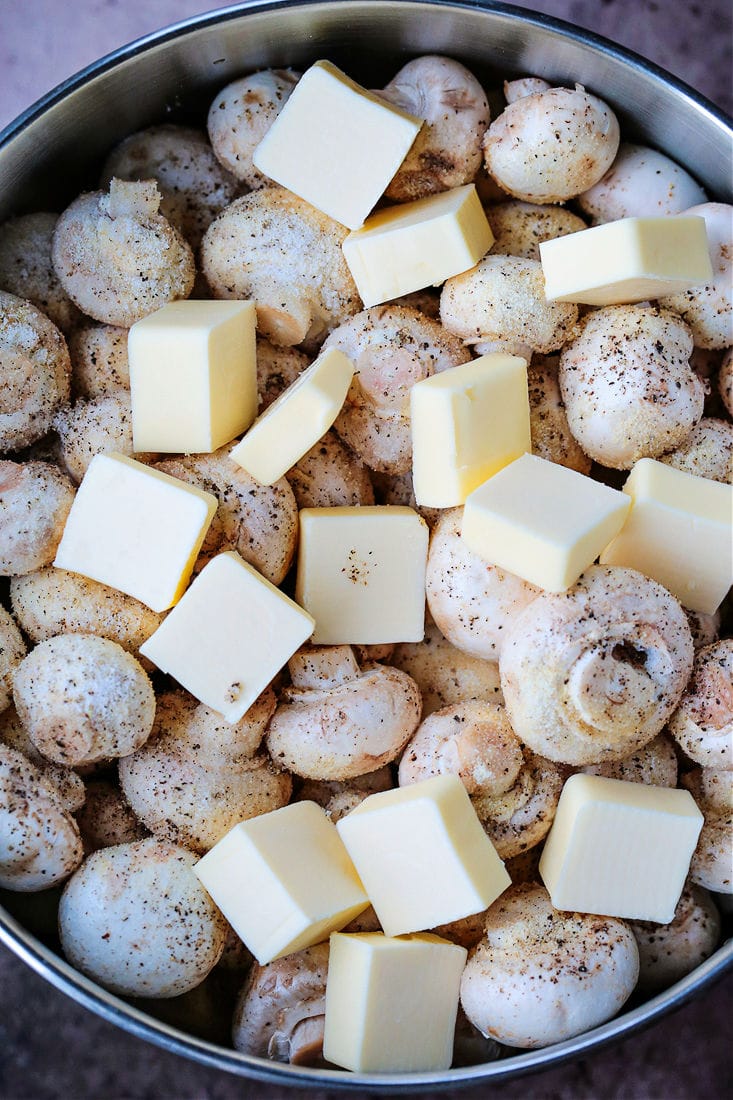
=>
[659,203,733,350]
[527,354,592,474]
[0,604,27,714]
[0,704,85,813]
[581,733,679,788]
[629,884,721,993]
[0,460,75,576]
[683,767,732,893]
[68,322,130,398]
[53,391,141,483]
[485,201,586,262]
[391,618,503,717]
[719,347,733,417]
[296,765,394,822]
[286,429,374,509]
[256,336,310,410]
[472,750,563,859]
[0,212,81,332]
[669,640,733,771]
[658,416,733,484]
[75,779,148,854]
[577,142,707,223]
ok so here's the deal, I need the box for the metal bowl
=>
[1,0,731,1089]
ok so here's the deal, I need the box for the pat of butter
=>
[540,216,713,305]
[128,300,257,453]
[539,773,704,923]
[54,452,217,612]
[461,453,630,592]
[411,351,530,508]
[599,458,733,614]
[295,506,428,645]
[194,801,369,965]
[342,184,493,307]
[253,60,422,229]
[323,932,467,1073]
[336,775,510,937]
[229,348,354,484]
[140,551,314,722]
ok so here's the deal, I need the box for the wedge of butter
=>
[539,774,704,923]
[194,801,369,965]
[461,453,630,592]
[54,452,217,613]
[411,351,530,507]
[336,775,510,937]
[229,347,354,484]
[342,184,493,307]
[540,215,713,305]
[128,300,257,453]
[324,932,467,1073]
[296,506,429,644]
[253,60,422,229]
[140,551,314,722]
[600,458,733,614]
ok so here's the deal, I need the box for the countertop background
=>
[0,1,731,1098]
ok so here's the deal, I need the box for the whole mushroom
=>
[391,618,503,717]
[668,639,733,771]
[0,460,75,575]
[659,203,733,349]
[0,212,81,332]
[628,884,721,993]
[682,767,732,894]
[577,143,707,223]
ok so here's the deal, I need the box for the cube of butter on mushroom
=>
[342,184,493,307]
[140,551,314,722]
[253,60,423,230]
[54,452,217,612]
[128,300,258,453]
[296,506,429,645]
[539,774,704,923]
[323,932,467,1073]
[461,453,630,592]
[230,348,354,485]
[600,458,733,614]
[194,801,369,965]
[336,775,510,936]
[540,215,712,305]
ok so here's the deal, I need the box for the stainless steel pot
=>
[1,0,731,1089]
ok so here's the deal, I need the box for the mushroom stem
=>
[288,645,360,689]
[289,1014,326,1065]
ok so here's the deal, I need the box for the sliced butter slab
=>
[342,184,493,307]
[253,60,422,229]
[540,215,713,305]
[539,773,704,923]
[54,452,217,613]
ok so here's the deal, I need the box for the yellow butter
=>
[411,351,530,508]
[599,458,733,614]
[229,347,354,485]
[253,60,422,229]
[540,215,713,305]
[54,452,217,612]
[342,184,494,307]
[128,300,257,453]
[140,551,314,722]
[539,774,704,923]
[336,775,510,937]
[323,932,467,1073]
[194,802,369,965]
[461,453,630,592]
[295,506,428,645]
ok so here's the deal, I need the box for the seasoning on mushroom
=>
[0,213,81,333]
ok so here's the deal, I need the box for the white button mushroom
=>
[485,201,586,262]
[0,605,26,715]
[577,142,707,223]
[0,460,74,575]
[75,779,148,854]
[0,213,81,333]
[527,354,592,474]
[668,640,733,771]
[681,767,732,894]
[659,203,733,350]
[53,392,143,483]
[256,336,310,410]
[658,417,733,483]
[67,322,130,399]
[0,705,85,813]
[718,347,733,416]
[295,765,394,822]
[581,733,679,788]
[286,430,375,509]
[628,884,721,994]
[391,618,503,717]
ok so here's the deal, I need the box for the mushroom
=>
[52,179,195,327]
[0,704,85,813]
[0,459,75,575]
[0,743,84,891]
[577,142,707,223]
[67,322,130,398]
[668,639,733,771]
[503,78,551,103]
[378,55,490,202]
[581,733,679,788]
[0,605,26,714]
[658,417,733,483]
[558,305,704,469]
[256,336,310,410]
[13,634,156,767]
[499,565,694,766]
[75,778,148,853]
[119,688,291,853]
[286,430,375,509]
[628,884,721,993]
[0,289,71,451]
[682,767,732,893]
[58,837,227,997]
[201,187,360,347]
[391,618,503,717]
[659,203,733,350]
[484,201,586,262]
[0,212,81,332]
[718,347,733,416]
[425,508,540,661]
[296,765,394,822]
[53,391,145,482]
[527,354,592,474]
[369,468,442,528]
[325,305,470,474]
[686,608,721,652]
[452,1006,503,1068]
[266,645,421,780]
[232,942,329,1064]
[482,83,620,204]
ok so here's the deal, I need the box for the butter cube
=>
[253,60,422,229]
[54,452,217,612]
[128,300,257,453]
[411,352,530,508]
[461,453,630,592]
[194,801,369,965]
[229,348,354,485]
[342,184,493,307]
[140,551,314,722]
[600,458,733,614]
[295,506,428,645]
[539,774,704,923]
[540,216,713,305]
[324,932,467,1073]
[336,775,510,936]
